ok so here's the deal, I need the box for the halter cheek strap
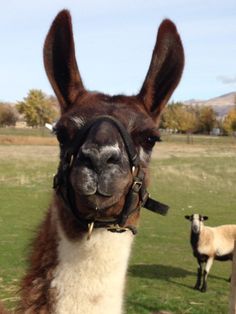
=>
[53,115,169,236]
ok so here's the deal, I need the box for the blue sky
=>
[0,0,236,103]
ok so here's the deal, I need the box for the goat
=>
[185,213,236,292]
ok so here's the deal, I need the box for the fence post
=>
[229,241,236,314]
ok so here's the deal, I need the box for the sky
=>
[0,0,236,103]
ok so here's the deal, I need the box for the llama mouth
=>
[76,193,122,219]
[86,194,119,210]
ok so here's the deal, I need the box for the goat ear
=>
[138,19,184,121]
[203,216,209,221]
[185,215,190,220]
[44,10,85,113]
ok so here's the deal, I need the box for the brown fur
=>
[1,10,184,313]
[18,210,59,312]
[0,301,9,314]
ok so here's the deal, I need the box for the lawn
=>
[0,134,235,313]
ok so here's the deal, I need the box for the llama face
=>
[54,95,159,220]
[44,10,184,230]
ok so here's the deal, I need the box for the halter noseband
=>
[53,115,169,236]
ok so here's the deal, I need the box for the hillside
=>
[184,91,236,117]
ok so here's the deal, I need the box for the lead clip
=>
[69,155,74,168]
[87,221,95,240]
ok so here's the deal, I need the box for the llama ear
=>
[138,19,184,120]
[43,10,85,113]
[203,216,209,221]
[185,215,190,220]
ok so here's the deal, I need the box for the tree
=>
[161,102,181,131]
[0,103,18,127]
[179,107,199,133]
[197,106,217,134]
[17,89,58,127]
[161,102,199,133]
[223,108,236,135]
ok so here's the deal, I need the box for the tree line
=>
[0,90,236,135]
[0,89,58,128]
[160,101,236,135]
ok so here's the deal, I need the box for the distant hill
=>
[184,92,236,117]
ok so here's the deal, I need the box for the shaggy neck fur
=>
[18,203,134,314]
[52,219,134,314]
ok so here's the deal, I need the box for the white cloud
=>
[217,76,236,85]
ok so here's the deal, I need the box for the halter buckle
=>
[132,180,142,192]
[106,224,130,233]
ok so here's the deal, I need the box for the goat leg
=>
[200,256,214,292]
[194,258,202,290]
[194,266,202,290]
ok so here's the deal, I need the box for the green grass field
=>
[0,134,236,313]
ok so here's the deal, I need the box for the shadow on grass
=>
[129,264,195,280]
[129,264,227,289]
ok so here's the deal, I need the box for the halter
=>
[53,115,169,236]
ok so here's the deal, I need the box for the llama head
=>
[43,10,184,234]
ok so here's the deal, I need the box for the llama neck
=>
[51,224,134,314]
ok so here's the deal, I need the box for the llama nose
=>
[79,144,121,172]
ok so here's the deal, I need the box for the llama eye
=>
[53,127,69,144]
[144,135,160,149]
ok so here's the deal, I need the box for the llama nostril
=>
[107,151,121,165]
[77,151,93,168]
[79,145,121,171]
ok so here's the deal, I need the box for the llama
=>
[1,10,184,313]
[185,214,236,292]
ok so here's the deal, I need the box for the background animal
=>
[185,213,236,292]
[0,9,184,314]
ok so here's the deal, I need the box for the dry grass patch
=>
[0,145,58,162]
[152,142,236,159]
[0,135,57,146]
